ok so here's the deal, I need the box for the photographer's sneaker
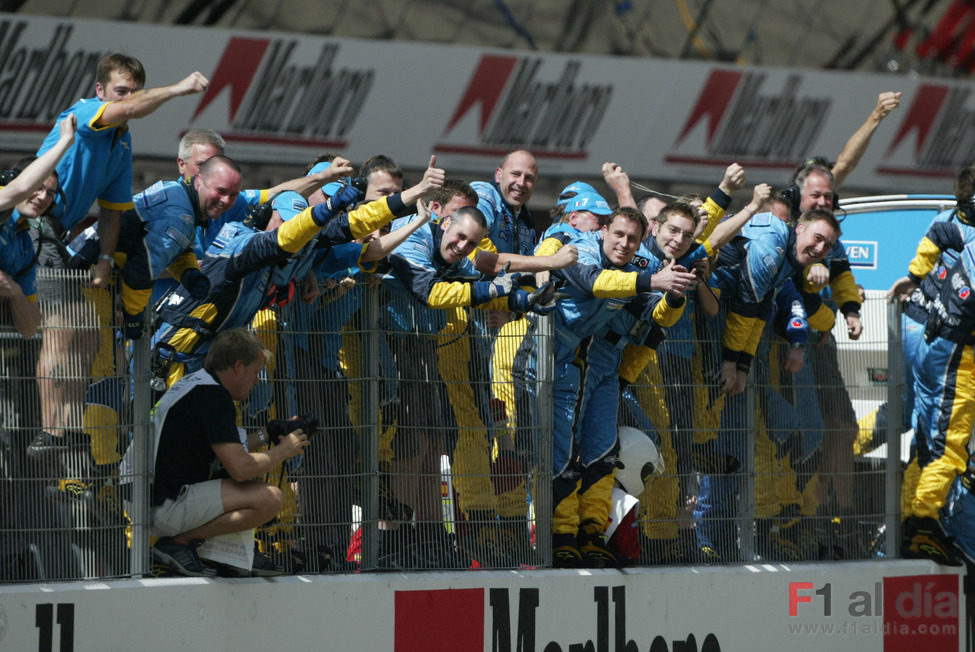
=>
[251,549,283,577]
[152,538,217,577]
[901,516,963,566]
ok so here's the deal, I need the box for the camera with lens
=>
[266,413,320,445]
[343,175,368,193]
[0,167,22,186]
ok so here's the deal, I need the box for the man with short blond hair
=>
[145,328,309,576]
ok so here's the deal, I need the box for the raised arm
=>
[95,71,209,126]
[361,202,434,263]
[0,115,75,212]
[602,162,637,209]
[265,156,354,200]
[474,244,578,275]
[707,183,772,250]
[399,155,446,207]
[831,91,901,189]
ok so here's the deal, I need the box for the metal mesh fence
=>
[0,269,131,581]
[0,273,902,581]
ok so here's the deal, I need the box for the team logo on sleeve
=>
[630,255,650,269]
[959,286,970,300]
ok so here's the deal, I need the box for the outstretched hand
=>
[651,259,696,296]
[720,163,746,195]
[873,91,902,122]
[418,154,446,197]
[58,113,77,143]
[175,71,209,96]
[527,279,570,314]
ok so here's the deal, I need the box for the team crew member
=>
[553,182,764,567]
[382,202,560,566]
[695,207,840,560]
[524,207,696,567]
[0,115,76,339]
[886,167,975,525]
[67,156,245,339]
[152,158,443,384]
[29,53,207,457]
[37,53,208,288]
[270,163,443,572]
[623,176,768,562]
[471,150,538,257]
[150,177,362,385]
[902,240,975,566]
[441,150,540,563]
[782,161,862,338]
[176,130,349,256]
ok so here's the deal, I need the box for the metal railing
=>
[0,271,903,581]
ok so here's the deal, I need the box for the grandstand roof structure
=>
[8,0,971,77]
[3,0,972,200]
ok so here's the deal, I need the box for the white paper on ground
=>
[197,528,255,570]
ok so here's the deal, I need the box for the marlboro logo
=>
[192,36,374,148]
[435,54,612,159]
[666,69,831,169]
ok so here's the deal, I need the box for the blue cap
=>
[556,181,598,208]
[307,160,333,177]
[272,191,309,222]
[564,191,613,216]
[273,160,333,221]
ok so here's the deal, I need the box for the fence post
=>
[740,370,756,561]
[534,313,554,567]
[885,300,903,558]
[129,333,152,577]
[359,284,380,570]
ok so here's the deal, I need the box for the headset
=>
[0,159,64,217]
[0,166,21,186]
[2,161,71,272]
[955,194,975,226]
[782,157,840,221]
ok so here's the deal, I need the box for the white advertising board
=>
[0,15,971,191]
[0,561,964,651]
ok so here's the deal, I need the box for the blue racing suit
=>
[909,241,975,521]
[696,212,811,559]
[471,181,536,257]
[895,210,975,512]
[529,229,696,537]
[151,186,397,385]
[68,177,214,331]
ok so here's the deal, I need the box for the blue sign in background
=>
[836,196,955,291]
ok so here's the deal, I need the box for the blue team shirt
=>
[0,212,37,300]
[37,98,134,229]
[471,181,536,256]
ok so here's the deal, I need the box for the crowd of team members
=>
[6,50,966,574]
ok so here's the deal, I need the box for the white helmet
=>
[615,426,664,497]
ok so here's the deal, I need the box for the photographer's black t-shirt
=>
[150,370,241,506]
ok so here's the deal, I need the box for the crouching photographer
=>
[145,328,310,577]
